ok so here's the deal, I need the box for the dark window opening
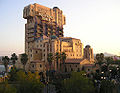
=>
[32,64,34,68]
[77,68,80,72]
[36,51,38,53]
[40,64,42,68]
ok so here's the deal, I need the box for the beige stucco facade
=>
[20,3,95,73]
[65,59,94,73]
[30,61,45,72]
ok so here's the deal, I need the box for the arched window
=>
[40,64,42,68]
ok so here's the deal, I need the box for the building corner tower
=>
[23,3,66,71]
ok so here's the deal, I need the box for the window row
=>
[32,64,42,68]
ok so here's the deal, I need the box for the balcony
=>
[53,30,56,33]
[28,30,34,33]
[48,28,51,31]
[59,31,63,33]
[26,23,34,29]
[27,38,34,42]
[28,34,34,38]
[37,31,42,34]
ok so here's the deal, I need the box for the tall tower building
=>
[23,3,66,71]
[22,3,94,73]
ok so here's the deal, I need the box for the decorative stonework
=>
[22,3,94,73]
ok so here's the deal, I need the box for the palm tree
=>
[105,57,113,66]
[55,52,60,71]
[100,53,104,62]
[47,53,53,71]
[96,53,105,73]
[11,53,18,67]
[20,53,28,70]
[96,53,104,66]
[2,56,9,73]
[60,52,67,72]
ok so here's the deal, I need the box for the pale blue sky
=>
[0,0,120,56]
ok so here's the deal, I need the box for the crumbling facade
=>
[22,3,94,73]
[23,3,65,71]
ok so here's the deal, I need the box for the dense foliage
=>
[0,82,17,93]
[100,80,115,93]
[62,72,95,93]
[96,53,104,66]
[0,69,44,93]
[11,53,18,67]
[2,56,9,73]
[20,53,28,70]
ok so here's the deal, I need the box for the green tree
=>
[55,52,60,71]
[62,72,95,93]
[93,72,101,80]
[0,82,16,93]
[101,65,108,73]
[8,67,17,81]
[100,80,115,93]
[47,53,53,71]
[11,53,18,67]
[96,53,104,66]
[0,70,44,93]
[105,57,113,66]
[16,70,44,93]
[109,66,117,77]
[2,56,9,73]
[60,52,67,72]
[26,71,34,81]
[16,70,26,82]
[20,53,28,70]
[26,71,40,82]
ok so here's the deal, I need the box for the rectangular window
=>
[43,44,45,47]
[40,64,42,68]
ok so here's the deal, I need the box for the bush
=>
[4,70,45,93]
[62,72,95,93]
[0,82,17,93]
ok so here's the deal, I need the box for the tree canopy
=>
[0,82,17,93]
[47,53,54,70]
[2,56,9,73]
[96,53,104,66]
[11,53,18,66]
[6,70,45,93]
[62,72,95,93]
[20,53,28,70]
[100,80,115,93]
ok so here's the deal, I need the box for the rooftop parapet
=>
[23,3,66,26]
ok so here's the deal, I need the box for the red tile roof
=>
[65,59,84,64]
